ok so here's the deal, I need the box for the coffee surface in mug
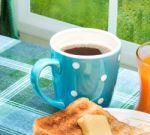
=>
[61,44,110,56]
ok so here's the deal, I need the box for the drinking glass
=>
[136,44,150,113]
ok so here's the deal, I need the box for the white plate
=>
[106,108,150,132]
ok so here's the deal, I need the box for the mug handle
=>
[31,58,65,109]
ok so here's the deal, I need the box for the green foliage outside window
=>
[31,0,150,44]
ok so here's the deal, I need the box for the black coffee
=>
[62,44,110,56]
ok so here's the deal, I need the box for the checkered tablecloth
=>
[0,35,140,135]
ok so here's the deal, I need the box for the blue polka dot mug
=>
[31,28,121,109]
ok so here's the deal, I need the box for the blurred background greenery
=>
[31,0,150,44]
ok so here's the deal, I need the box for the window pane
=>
[117,0,150,44]
[31,0,109,30]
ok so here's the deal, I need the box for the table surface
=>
[0,35,140,135]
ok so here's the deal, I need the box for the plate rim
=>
[105,108,150,117]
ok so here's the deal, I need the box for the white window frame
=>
[14,0,140,69]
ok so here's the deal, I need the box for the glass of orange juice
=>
[136,44,150,113]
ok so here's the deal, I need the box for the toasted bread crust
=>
[33,98,147,135]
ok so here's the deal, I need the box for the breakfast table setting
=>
[0,28,150,135]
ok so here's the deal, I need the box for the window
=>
[117,0,150,44]
[31,0,109,31]
[30,0,149,44]
[15,0,150,68]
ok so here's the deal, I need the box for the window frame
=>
[14,0,140,69]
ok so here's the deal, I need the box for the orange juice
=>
[137,56,150,113]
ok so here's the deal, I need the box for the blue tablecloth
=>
[0,35,140,135]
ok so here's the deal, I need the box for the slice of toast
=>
[33,98,148,135]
